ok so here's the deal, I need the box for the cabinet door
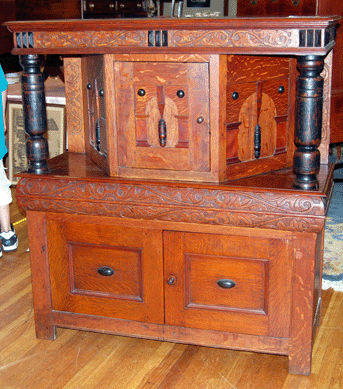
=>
[164,231,292,337]
[47,217,164,324]
[116,61,210,173]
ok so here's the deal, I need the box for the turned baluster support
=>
[293,55,324,190]
[20,54,49,174]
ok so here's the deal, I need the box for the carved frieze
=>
[169,29,297,48]
[35,31,148,49]
[16,178,326,233]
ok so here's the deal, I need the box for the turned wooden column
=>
[20,54,49,174]
[293,55,325,190]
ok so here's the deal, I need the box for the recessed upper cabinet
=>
[79,53,295,183]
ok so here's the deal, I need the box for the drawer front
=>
[48,217,164,324]
[116,61,210,173]
[164,231,292,337]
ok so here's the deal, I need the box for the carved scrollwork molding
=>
[16,178,326,233]
[169,29,296,48]
[35,31,148,49]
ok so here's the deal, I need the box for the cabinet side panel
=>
[289,232,317,375]
[64,57,86,153]
[26,210,56,340]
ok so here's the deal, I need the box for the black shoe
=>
[1,224,19,252]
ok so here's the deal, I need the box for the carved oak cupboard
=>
[5,16,339,376]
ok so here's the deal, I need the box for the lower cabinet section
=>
[46,215,293,338]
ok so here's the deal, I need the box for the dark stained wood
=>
[237,0,316,17]
[293,55,325,190]
[15,0,81,21]
[19,54,49,174]
[0,0,16,54]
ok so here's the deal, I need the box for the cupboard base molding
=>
[52,311,290,356]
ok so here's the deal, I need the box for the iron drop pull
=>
[159,119,167,147]
[95,119,101,152]
[157,85,167,147]
[217,279,236,289]
[254,123,261,159]
[97,266,114,277]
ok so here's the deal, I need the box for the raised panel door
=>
[164,230,293,337]
[47,216,164,324]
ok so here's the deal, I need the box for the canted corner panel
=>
[64,57,85,153]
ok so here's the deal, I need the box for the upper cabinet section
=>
[72,53,295,183]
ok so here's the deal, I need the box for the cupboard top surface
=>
[5,16,340,56]
[17,152,334,197]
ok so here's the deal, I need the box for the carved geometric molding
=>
[16,32,34,48]
[16,177,326,233]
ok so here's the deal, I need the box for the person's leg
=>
[0,159,18,253]
[0,204,11,232]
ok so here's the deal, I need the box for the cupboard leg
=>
[19,54,49,174]
[293,55,324,190]
[288,232,317,375]
[26,211,56,340]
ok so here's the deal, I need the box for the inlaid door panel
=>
[226,56,291,175]
[116,61,210,172]
[164,230,292,337]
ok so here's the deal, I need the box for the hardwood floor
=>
[1,189,342,389]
